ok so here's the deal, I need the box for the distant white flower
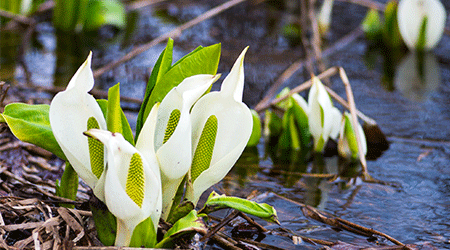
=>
[308,77,341,152]
[397,0,446,50]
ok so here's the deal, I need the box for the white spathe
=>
[318,0,335,35]
[186,47,253,205]
[397,0,446,50]
[308,77,341,152]
[49,52,107,197]
[85,104,162,247]
[153,74,220,219]
[338,112,367,159]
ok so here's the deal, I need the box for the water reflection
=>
[394,51,441,102]
[0,30,22,82]
[53,32,90,87]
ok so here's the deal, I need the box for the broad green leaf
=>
[90,195,117,246]
[290,96,311,149]
[288,113,300,150]
[201,191,279,224]
[155,210,206,249]
[129,216,157,248]
[84,0,126,31]
[136,38,174,139]
[55,162,78,208]
[0,103,66,160]
[167,200,195,225]
[145,43,221,113]
[277,109,293,150]
[246,109,261,147]
[106,84,134,146]
[97,99,108,117]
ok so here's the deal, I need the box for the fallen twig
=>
[336,0,385,10]
[0,9,34,26]
[254,27,364,111]
[338,67,370,180]
[93,0,248,78]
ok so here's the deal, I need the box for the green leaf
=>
[96,99,108,116]
[201,191,279,224]
[106,83,134,146]
[136,38,174,140]
[264,110,282,138]
[55,161,79,208]
[246,109,261,147]
[339,113,359,159]
[361,8,382,41]
[166,175,189,223]
[129,216,157,248]
[290,96,311,149]
[167,200,195,225]
[155,210,206,249]
[0,103,66,160]
[145,43,221,113]
[90,195,117,246]
[84,0,126,31]
[383,1,403,48]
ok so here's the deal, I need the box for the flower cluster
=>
[49,48,252,246]
[265,77,367,159]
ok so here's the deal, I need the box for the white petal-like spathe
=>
[153,74,219,219]
[397,0,446,50]
[86,129,161,247]
[338,112,367,158]
[318,0,334,34]
[292,93,309,115]
[186,48,252,205]
[49,52,107,189]
[308,77,335,151]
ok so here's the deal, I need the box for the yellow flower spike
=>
[87,117,104,179]
[154,74,220,220]
[84,103,162,247]
[190,115,218,183]
[186,47,253,205]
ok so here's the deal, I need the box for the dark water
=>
[1,0,450,249]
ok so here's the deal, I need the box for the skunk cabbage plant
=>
[186,47,253,205]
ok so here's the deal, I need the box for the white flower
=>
[49,52,107,199]
[397,0,446,50]
[153,74,220,219]
[85,104,162,247]
[338,112,367,159]
[186,47,253,205]
[318,0,335,35]
[308,77,341,152]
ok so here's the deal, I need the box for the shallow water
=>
[1,0,450,248]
